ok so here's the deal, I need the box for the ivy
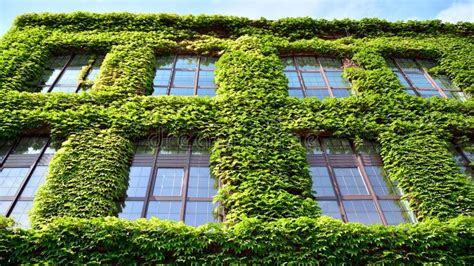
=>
[0,13,473,263]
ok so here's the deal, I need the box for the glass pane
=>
[326,72,350,88]
[156,55,174,68]
[295,56,319,70]
[192,139,212,155]
[10,200,33,228]
[86,55,104,81]
[284,72,301,88]
[175,55,198,69]
[20,166,48,198]
[405,88,418,96]
[126,166,151,197]
[418,89,442,98]
[333,168,368,195]
[188,167,216,198]
[305,138,323,154]
[170,87,194,96]
[302,72,326,87]
[395,59,420,72]
[172,71,195,87]
[356,141,380,155]
[318,201,342,220]
[13,137,48,154]
[332,89,351,98]
[281,57,296,71]
[152,87,168,96]
[185,201,217,226]
[433,75,457,90]
[153,168,184,196]
[395,72,411,87]
[198,71,215,87]
[50,86,77,93]
[310,166,335,196]
[322,138,352,154]
[197,88,215,97]
[380,200,416,225]
[288,88,304,98]
[119,200,144,220]
[0,139,14,161]
[365,166,400,196]
[55,55,89,86]
[0,168,29,196]
[417,59,436,69]
[40,56,70,85]
[406,73,433,88]
[154,69,172,86]
[445,91,466,101]
[0,201,10,215]
[343,200,381,224]
[387,59,399,71]
[306,89,330,100]
[146,201,181,221]
[135,139,157,155]
[160,138,188,155]
[319,58,342,70]
[200,57,218,70]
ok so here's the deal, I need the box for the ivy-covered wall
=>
[0,12,473,263]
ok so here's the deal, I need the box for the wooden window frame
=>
[123,135,223,224]
[306,136,410,226]
[152,55,217,96]
[282,55,352,99]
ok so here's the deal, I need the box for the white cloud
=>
[436,0,474,22]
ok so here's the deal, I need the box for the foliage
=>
[0,216,473,264]
[0,12,473,263]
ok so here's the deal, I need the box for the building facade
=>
[0,13,473,263]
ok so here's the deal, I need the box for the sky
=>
[0,0,473,36]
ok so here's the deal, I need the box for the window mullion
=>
[194,57,201,96]
[167,55,178,95]
[319,138,348,222]
[392,59,421,97]
[350,141,388,226]
[180,138,193,222]
[415,59,448,98]
[293,56,308,98]
[6,137,51,217]
[141,133,162,218]
[317,57,334,98]
[48,54,75,93]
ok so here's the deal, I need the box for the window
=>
[389,58,466,100]
[306,137,416,225]
[38,54,104,93]
[282,56,351,99]
[119,137,221,226]
[152,55,218,97]
[0,137,56,227]
[450,139,473,180]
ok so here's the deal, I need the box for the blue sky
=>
[0,0,473,36]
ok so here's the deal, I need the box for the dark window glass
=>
[13,137,48,154]
[322,138,352,154]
